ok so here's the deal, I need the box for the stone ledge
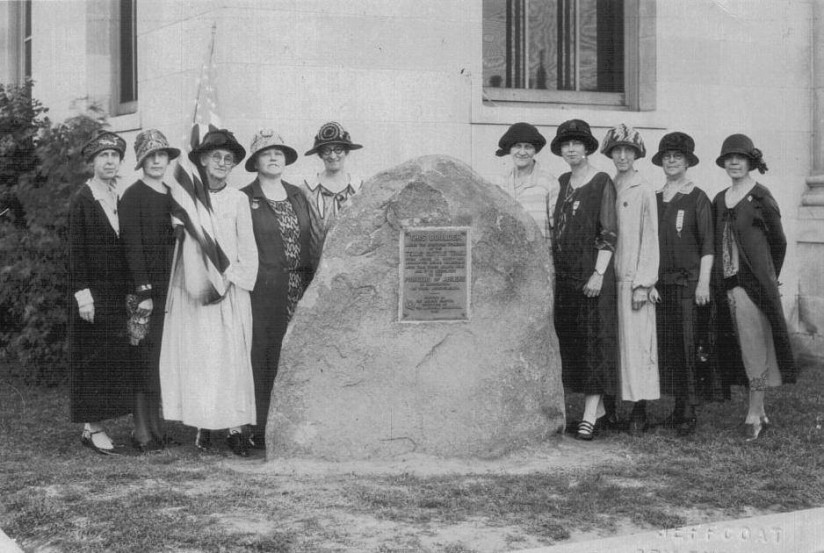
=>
[512,507,824,553]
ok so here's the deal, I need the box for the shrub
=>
[0,81,105,385]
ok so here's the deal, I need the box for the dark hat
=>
[305,121,362,156]
[495,122,547,157]
[651,132,699,167]
[715,134,768,173]
[550,119,599,156]
[188,129,246,166]
[133,129,181,170]
[82,130,126,162]
[600,124,646,159]
[245,129,298,172]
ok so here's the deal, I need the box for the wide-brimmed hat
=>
[82,130,126,162]
[133,129,181,170]
[600,124,646,159]
[305,121,362,156]
[715,134,768,174]
[188,129,246,166]
[651,132,699,167]
[550,119,599,156]
[245,129,298,172]
[495,122,547,157]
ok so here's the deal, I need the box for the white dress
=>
[159,186,259,429]
[614,171,660,402]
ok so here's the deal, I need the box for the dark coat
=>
[241,179,321,428]
[712,183,796,386]
[241,179,320,288]
[67,183,134,422]
[119,180,176,393]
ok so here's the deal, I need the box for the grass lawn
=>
[1,358,822,553]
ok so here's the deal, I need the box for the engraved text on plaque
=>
[399,227,470,322]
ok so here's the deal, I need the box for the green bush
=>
[0,81,106,385]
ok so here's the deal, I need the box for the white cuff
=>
[74,288,93,308]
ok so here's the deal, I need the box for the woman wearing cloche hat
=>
[550,119,619,441]
[241,129,320,451]
[494,122,558,241]
[712,133,796,441]
[119,129,180,452]
[601,124,660,436]
[159,128,260,457]
[303,121,363,243]
[68,129,133,455]
[648,131,717,437]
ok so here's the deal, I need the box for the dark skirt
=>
[554,276,617,396]
[69,291,135,422]
[129,295,166,397]
[250,271,298,429]
[656,282,727,404]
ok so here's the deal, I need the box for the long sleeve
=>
[595,175,618,252]
[119,188,151,293]
[226,193,259,292]
[68,194,93,297]
[695,189,715,258]
[632,184,659,289]
[760,190,787,276]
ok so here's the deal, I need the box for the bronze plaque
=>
[399,227,470,322]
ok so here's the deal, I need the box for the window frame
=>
[18,0,32,83]
[481,0,654,112]
[112,0,138,116]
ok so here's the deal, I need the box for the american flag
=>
[166,24,230,304]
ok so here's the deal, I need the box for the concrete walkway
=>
[514,507,824,553]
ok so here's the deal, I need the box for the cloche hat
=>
[245,129,298,172]
[188,129,246,166]
[495,122,547,157]
[305,121,362,156]
[550,119,599,156]
[651,132,700,167]
[715,133,768,174]
[133,129,181,170]
[600,124,646,159]
[82,130,126,163]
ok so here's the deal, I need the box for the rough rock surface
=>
[267,155,563,460]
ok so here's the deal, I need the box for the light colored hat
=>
[82,130,126,162]
[133,129,181,170]
[600,124,646,159]
[245,129,298,172]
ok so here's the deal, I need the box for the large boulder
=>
[266,155,564,460]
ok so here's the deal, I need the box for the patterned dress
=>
[267,199,303,319]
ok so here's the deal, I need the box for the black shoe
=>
[131,434,165,454]
[676,417,697,436]
[248,431,266,450]
[226,430,250,457]
[628,402,647,436]
[195,429,212,451]
[575,420,595,441]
